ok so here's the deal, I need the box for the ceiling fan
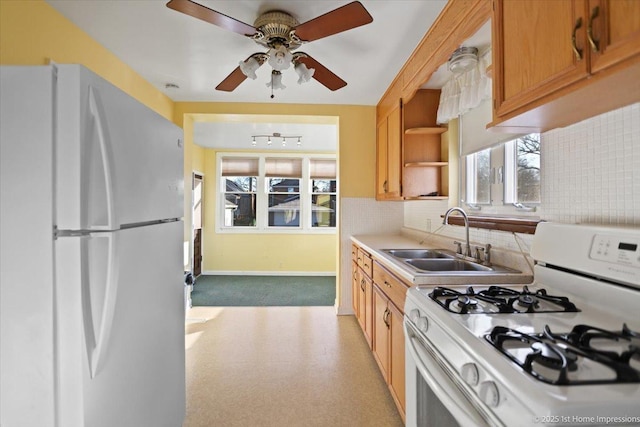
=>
[166,0,373,95]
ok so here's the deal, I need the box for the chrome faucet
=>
[443,207,472,258]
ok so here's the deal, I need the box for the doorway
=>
[192,172,203,277]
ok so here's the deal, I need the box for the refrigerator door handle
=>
[83,86,117,230]
[81,231,120,378]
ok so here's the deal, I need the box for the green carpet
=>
[191,275,336,306]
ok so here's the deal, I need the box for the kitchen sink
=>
[404,258,492,272]
[381,249,454,259]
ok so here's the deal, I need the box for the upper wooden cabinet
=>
[492,0,640,131]
[589,0,640,73]
[376,102,402,200]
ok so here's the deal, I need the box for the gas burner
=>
[485,324,640,385]
[429,285,580,314]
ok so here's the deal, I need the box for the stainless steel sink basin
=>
[404,258,492,272]
[381,249,453,259]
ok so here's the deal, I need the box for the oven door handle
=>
[404,320,494,427]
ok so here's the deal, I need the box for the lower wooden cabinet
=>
[351,244,407,421]
[372,284,406,421]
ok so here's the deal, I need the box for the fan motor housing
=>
[252,11,302,50]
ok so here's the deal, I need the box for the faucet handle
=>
[474,246,485,262]
[484,244,492,266]
[453,241,463,254]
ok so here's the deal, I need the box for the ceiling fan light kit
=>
[166,0,373,96]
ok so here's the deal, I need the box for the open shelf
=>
[405,127,447,135]
[404,161,448,167]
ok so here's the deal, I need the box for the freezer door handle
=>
[83,86,117,230]
[81,231,120,378]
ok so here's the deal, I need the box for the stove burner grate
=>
[485,324,640,385]
[429,286,580,314]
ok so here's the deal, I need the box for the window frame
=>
[217,153,337,234]
[460,133,541,215]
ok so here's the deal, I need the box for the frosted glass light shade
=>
[266,71,286,90]
[268,45,293,71]
[294,62,315,84]
[239,57,260,80]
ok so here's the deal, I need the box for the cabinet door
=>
[376,119,389,200]
[351,261,359,315]
[376,105,402,200]
[357,272,367,331]
[372,285,390,382]
[360,273,373,348]
[388,302,406,416]
[386,105,402,198]
[589,0,640,73]
[364,276,374,348]
[494,0,589,116]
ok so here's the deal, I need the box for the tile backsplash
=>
[540,102,640,226]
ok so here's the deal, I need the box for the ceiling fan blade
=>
[297,54,347,91]
[294,1,373,42]
[215,67,248,92]
[166,0,256,36]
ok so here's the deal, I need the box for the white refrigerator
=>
[0,65,186,427]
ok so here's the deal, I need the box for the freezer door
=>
[55,221,185,427]
[56,65,183,231]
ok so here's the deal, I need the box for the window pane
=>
[312,194,336,227]
[465,148,491,204]
[312,179,336,193]
[268,193,300,227]
[224,176,256,226]
[268,178,300,193]
[516,134,540,203]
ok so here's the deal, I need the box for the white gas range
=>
[404,223,640,427]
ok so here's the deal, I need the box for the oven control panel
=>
[590,234,640,268]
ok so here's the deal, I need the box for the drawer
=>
[358,248,373,278]
[373,261,409,312]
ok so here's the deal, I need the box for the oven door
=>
[404,319,496,427]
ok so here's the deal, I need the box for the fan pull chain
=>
[270,72,275,99]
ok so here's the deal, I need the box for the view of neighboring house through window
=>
[222,157,258,226]
[266,158,302,227]
[218,154,337,232]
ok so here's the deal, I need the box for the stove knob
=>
[461,363,479,386]
[479,381,500,407]
[416,316,429,333]
[409,309,421,323]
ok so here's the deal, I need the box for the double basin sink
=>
[380,248,517,275]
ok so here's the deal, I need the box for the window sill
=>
[441,215,541,234]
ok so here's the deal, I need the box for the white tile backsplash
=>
[540,102,640,226]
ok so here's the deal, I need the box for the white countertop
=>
[351,233,534,286]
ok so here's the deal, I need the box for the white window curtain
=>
[437,50,492,125]
[265,158,302,178]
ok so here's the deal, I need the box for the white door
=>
[55,221,185,427]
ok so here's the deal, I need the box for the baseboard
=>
[200,270,336,277]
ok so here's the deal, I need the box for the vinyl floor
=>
[183,306,404,427]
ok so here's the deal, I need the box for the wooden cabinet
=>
[492,0,640,131]
[376,102,402,200]
[352,244,373,348]
[402,89,448,200]
[589,0,640,73]
[372,261,408,421]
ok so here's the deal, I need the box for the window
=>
[461,133,540,211]
[310,159,337,228]
[218,154,337,233]
[222,158,258,226]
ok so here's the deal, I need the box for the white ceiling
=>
[46,0,448,105]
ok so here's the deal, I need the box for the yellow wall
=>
[200,148,336,273]
[0,0,174,121]
[174,104,375,274]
